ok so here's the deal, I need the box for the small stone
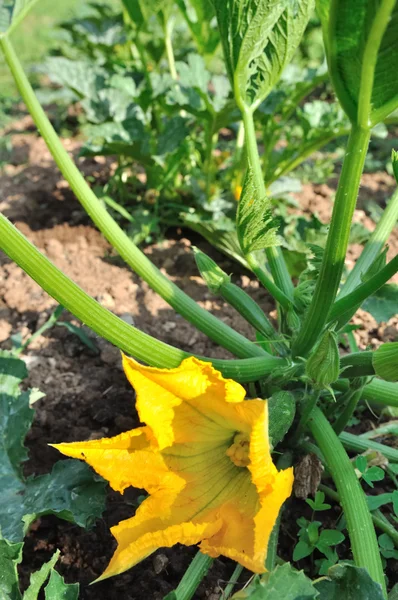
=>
[153,553,169,575]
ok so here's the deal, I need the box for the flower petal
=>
[122,355,252,450]
[97,517,222,581]
[51,428,184,498]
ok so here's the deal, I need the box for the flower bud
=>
[193,247,230,293]
[306,329,340,390]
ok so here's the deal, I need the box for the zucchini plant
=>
[1,0,398,598]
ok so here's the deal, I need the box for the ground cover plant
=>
[0,0,398,599]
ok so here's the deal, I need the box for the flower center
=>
[226,432,250,467]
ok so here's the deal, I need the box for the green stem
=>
[359,422,398,439]
[241,107,294,299]
[319,485,398,547]
[308,407,386,596]
[0,214,289,381]
[223,564,244,599]
[329,255,398,327]
[290,390,320,445]
[339,188,398,297]
[334,378,398,407]
[173,552,213,600]
[163,15,178,80]
[339,431,398,463]
[246,253,292,310]
[340,352,375,378]
[333,385,365,436]
[293,125,371,357]
[0,35,266,361]
[204,120,217,200]
[14,305,64,356]
[266,129,349,185]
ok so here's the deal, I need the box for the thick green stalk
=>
[289,391,320,445]
[334,378,398,407]
[163,15,177,80]
[293,125,371,356]
[173,552,213,600]
[308,407,386,596]
[339,431,398,463]
[241,107,294,299]
[246,253,292,310]
[329,255,398,326]
[340,352,375,378]
[319,485,398,547]
[339,189,398,298]
[0,215,287,381]
[0,35,265,361]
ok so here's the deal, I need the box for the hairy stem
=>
[293,125,370,356]
[339,188,398,297]
[241,107,294,299]
[308,407,386,596]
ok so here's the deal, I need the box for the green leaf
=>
[293,539,314,561]
[1,459,107,542]
[319,0,398,126]
[175,0,219,54]
[355,455,368,474]
[362,284,398,323]
[213,0,314,108]
[44,570,79,600]
[0,352,106,542]
[0,537,23,600]
[122,0,171,28]
[306,491,331,512]
[318,529,345,547]
[373,343,398,382]
[236,166,279,254]
[231,563,318,599]
[23,551,59,600]
[0,0,40,35]
[314,564,385,599]
[156,116,189,156]
[366,493,392,511]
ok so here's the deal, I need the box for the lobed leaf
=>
[0,352,107,542]
[318,0,398,126]
[212,0,314,108]
[231,563,318,599]
[236,166,279,255]
[314,564,385,599]
[0,537,23,600]
[362,283,398,323]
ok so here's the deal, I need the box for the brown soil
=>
[1,124,397,598]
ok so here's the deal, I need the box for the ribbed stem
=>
[308,407,386,596]
[339,189,398,297]
[246,253,292,310]
[241,107,294,299]
[340,352,375,378]
[173,552,213,600]
[293,125,370,356]
[339,431,398,463]
[0,214,289,381]
[0,34,264,360]
[334,378,398,407]
[333,386,365,436]
[329,255,398,327]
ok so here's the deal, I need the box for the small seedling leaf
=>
[318,529,345,547]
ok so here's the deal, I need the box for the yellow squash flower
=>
[52,356,293,580]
